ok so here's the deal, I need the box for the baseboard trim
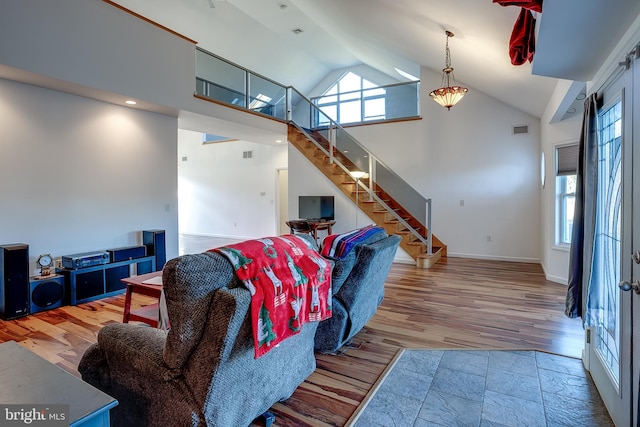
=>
[447,252,540,264]
[544,274,567,285]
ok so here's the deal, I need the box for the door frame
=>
[631,54,640,427]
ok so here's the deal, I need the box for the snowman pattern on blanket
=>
[214,235,332,358]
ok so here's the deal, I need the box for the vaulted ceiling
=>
[117,0,556,118]
[18,0,640,121]
[114,0,640,120]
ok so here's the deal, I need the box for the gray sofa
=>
[314,230,401,353]
[78,229,400,426]
[78,250,318,427]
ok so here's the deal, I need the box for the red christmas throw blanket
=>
[214,235,332,358]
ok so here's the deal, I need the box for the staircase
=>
[193,49,445,267]
[288,124,446,268]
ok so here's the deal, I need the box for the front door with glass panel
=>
[586,68,633,427]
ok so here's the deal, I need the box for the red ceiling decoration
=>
[509,8,536,65]
[492,0,543,13]
[493,0,543,65]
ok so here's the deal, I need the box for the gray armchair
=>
[79,250,318,427]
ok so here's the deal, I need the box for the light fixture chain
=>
[445,35,451,69]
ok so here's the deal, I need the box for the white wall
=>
[290,66,542,262]
[178,130,288,239]
[0,79,179,275]
[0,0,194,110]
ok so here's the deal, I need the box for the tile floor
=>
[355,349,613,427]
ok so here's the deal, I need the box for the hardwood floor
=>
[369,259,583,357]
[0,256,583,426]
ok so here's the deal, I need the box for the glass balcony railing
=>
[195,48,432,252]
[196,48,288,120]
[195,48,420,125]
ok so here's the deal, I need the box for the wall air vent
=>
[512,125,529,135]
[243,150,253,159]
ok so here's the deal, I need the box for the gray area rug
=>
[352,349,613,427]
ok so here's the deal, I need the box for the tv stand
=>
[57,256,156,305]
[306,220,336,242]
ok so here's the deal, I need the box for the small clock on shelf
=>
[37,254,54,277]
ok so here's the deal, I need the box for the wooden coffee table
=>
[0,341,117,426]
[121,271,163,327]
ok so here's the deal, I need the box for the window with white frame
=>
[556,144,579,246]
[314,72,386,125]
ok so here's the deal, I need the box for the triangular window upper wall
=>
[314,72,386,125]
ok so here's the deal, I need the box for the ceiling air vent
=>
[513,125,529,135]
[243,150,253,159]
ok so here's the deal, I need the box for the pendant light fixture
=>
[429,31,468,110]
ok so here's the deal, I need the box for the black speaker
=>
[29,275,65,314]
[0,244,30,320]
[143,229,166,272]
[107,245,146,263]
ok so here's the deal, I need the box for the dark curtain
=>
[565,94,599,319]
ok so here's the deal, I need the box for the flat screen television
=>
[298,196,335,221]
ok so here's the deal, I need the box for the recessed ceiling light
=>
[125,100,137,105]
[275,139,283,143]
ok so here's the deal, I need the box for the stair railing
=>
[288,87,432,254]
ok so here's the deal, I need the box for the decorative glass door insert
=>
[589,99,622,386]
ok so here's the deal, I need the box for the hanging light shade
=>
[429,31,468,110]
